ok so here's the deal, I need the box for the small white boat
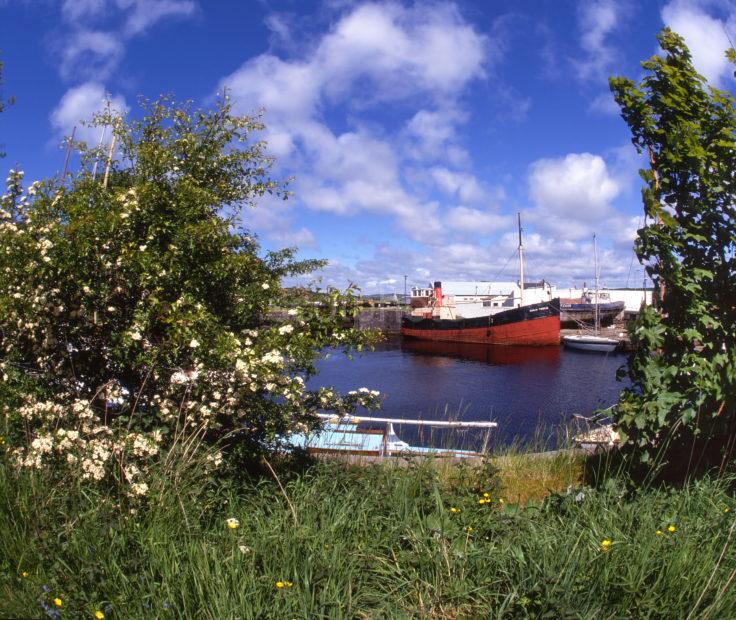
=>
[286,414,497,458]
[562,334,619,353]
[563,234,620,354]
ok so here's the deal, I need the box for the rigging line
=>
[489,249,518,282]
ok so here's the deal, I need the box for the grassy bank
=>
[1,453,735,619]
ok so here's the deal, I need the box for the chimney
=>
[433,281,443,307]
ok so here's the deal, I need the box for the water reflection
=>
[311,339,626,447]
[401,339,561,366]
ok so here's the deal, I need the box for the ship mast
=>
[593,233,600,334]
[518,212,524,307]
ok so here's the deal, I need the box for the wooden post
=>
[102,119,119,190]
[648,146,665,306]
[61,126,76,187]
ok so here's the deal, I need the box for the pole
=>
[648,146,665,307]
[404,275,407,306]
[91,124,107,180]
[593,233,600,334]
[518,212,524,307]
[61,126,76,187]
[102,118,119,190]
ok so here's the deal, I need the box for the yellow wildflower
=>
[53,598,63,607]
[276,580,294,588]
[226,517,240,530]
[95,611,105,619]
[483,492,490,498]
[449,507,460,513]
[724,507,730,513]
[656,530,663,536]
[466,527,474,533]
[667,525,676,533]
[20,571,28,577]
[498,498,505,505]
[600,539,612,552]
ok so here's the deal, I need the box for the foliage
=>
[1,452,734,619]
[610,29,736,468]
[0,95,379,495]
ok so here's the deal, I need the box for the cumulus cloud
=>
[661,0,736,88]
[220,1,491,244]
[50,81,128,145]
[527,152,621,240]
[444,207,511,235]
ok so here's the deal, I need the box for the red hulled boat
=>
[401,214,560,346]
[401,296,560,346]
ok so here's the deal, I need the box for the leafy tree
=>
[610,29,736,469]
[0,95,378,493]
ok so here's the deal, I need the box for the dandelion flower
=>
[483,492,490,498]
[53,598,62,607]
[276,581,285,588]
[498,498,505,505]
[667,525,676,533]
[95,611,105,619]
[449,507,460,513]
[21,571,28,577]
[656,530,663,536]
[600,539,612,552]
[724,508,730,514]
[225,517,240,529]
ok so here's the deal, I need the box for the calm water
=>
[308,338,629,447]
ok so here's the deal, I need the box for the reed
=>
[1,446,735,619]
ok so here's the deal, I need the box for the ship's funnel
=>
[433,281,443,307]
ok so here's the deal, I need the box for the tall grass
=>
[1,451,735,619]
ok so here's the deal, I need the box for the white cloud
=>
[444,206,511,235]
[57,0,197,81]
[61,0,106,22]
[575,0,624,81]
[50,81,128,145]
[527,152,621,240]
[122,0,196,36]
[220,2,490,243]
[61,30,124,82]
[430,167,486,204]
[402,108,468,164]
[661,0,736,88]
[589,91,619,115]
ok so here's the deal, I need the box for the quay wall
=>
[355,308,404,333]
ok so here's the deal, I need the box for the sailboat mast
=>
[518,212,524,307]
[593,233,600,334]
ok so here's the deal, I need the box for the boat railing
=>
[316,413,497,457]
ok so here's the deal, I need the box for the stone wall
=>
[355,308,404,333]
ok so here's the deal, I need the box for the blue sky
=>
[1,0,735,293]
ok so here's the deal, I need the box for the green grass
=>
[1,455,735,619]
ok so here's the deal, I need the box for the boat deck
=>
[560,326,631,351]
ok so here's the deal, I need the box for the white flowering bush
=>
[0,96,379,495]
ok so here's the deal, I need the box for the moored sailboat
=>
[563,234,619,353]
